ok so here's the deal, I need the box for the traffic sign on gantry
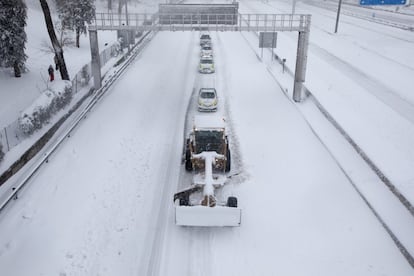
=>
[259,32,277,49]
[360,0,407,5]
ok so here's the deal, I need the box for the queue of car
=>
[199,33,211,46]
[198,33,218,112]
[198,33,214,74]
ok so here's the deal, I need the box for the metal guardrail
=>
[90,13,311,32]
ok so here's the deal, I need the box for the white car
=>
[200,44,213,57]
[198,88,218,112]
[199,56,215,73]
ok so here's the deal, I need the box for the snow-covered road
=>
[0,2,413,275]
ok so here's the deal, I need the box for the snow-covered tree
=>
[0,0,27,77]
[56,0,95,48]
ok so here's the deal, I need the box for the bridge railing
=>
[91,13,156,29]
[90,13,310,32]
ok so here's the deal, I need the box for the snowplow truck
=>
[174,116,240,227]
[185,116,231,173]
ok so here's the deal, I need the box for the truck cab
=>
[185,116,231,173]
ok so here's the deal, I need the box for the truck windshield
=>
[194,130,223,153]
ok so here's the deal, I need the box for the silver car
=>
[198,88,218,112]
[199,56,215,73]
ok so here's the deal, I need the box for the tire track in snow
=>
[143,31,197,276]
[179,33,219,276]
[187,228,213,276]
[172,31,247,275]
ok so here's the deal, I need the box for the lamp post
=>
[292,0,297,14]
[334,0,343,33]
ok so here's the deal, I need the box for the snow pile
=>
[18,80,72,135]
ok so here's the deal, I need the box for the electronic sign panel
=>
[360,0,407,5]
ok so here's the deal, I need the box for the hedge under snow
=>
[18,80,73,135]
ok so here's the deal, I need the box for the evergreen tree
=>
[0,0,27,77]
[57,0,95,48]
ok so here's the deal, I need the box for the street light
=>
[335,0,343,33]
[292,0,297,14]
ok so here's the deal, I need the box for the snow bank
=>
[18,80,72,135]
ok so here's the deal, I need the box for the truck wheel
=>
[227,196,237,208]
[225,148,231,172]
[180,196,189,206]
[185,159,193,171]
[185,150,193,171]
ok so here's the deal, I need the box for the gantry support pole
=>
[293,15,311,102]
[89,30,102,90]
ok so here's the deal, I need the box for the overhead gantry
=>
[88,3,311,102]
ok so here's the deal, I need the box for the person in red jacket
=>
[48,65,54,82]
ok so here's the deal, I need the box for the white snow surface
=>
[194,114,226,129]
[0,0,413,275]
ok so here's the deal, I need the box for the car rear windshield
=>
[201,59,213,64]
[202,46,212,50]
[200,92,216,99]
[200,35,210,39]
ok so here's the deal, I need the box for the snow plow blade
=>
[175,206,241,227]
